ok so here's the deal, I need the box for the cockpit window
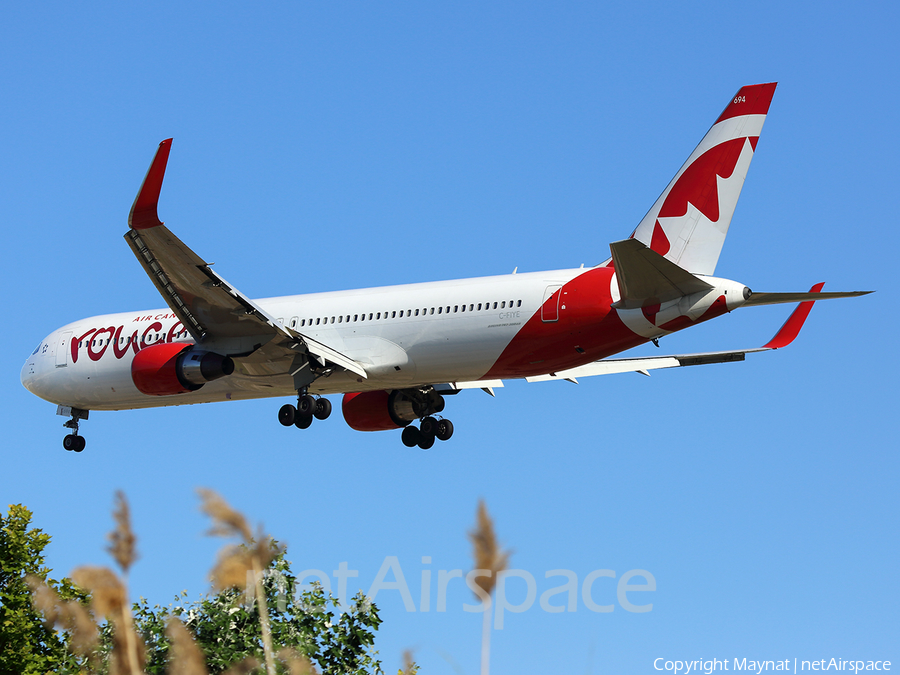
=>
[31,344,41,355]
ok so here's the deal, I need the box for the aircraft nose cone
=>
[21,338,57,403]
[21,351,39,394]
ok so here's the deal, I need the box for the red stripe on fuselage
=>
[484,267,646,379]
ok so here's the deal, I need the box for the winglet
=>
[128,138,172,230]
[762,282,824,349]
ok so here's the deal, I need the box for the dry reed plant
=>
[27,574,99,658]
[468,500,510,597]
[468,500,510,675]
[276,647,319,675]
[221,656,261,675]
[27,489,396,674]
[197,487,283,675]
[400,649,418,675]
[69,490,145,675]
[70,566,127,619]
[166,617,209,675]
[29,492,146,674]
[108,490,138,573]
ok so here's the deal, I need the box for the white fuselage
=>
[21,265,750,412]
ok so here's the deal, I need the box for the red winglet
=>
[715,83,777,124]
[128,138,173,230]
[763,282,825,349]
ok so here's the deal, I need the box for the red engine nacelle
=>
[342,390,419,431]
[131,343,234,396]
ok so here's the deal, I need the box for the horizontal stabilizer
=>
[744,289,872,306]
[610,238,712,309]
[524,286,824,383]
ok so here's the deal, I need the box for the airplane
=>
[21,82,871,453]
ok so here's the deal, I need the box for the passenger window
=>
[501,301,506,309]
[392,311,396,318]
[376,312,381,320]
[477,303,482,311]
[437,307,442,314]
[493,302,498,309]
[461,305,465,312]
[517,300,522,307]
[368,313,373,320]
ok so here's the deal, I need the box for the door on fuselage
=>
[541,285,562,322]
[56,331,72,368]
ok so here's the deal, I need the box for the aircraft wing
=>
[124,139,367,381]
[523,284,825,384]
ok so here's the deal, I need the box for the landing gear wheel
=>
[419,416,437,437]
[278,404,296,426]
[417,433,435,450]
[314,398,332,420]
[297,395,317,418]
[436,419,454,441]
[401,426,421,448]
[63,435,77,451]
[74,436,85,452]
[294,414,313,430]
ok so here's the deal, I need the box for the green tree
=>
[0,504,88,675]
[125,551,384,675]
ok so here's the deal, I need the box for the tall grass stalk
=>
[198,487,282,675]
[468,500,510,675]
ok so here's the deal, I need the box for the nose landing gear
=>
[58,405,88,452]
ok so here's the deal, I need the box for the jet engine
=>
[131,343,234,396]
[341,389,444,431]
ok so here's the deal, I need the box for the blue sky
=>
[3,2,897,673]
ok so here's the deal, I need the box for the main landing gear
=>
[278,391,332,430]
[401,416,454,450]
[58,405,88,452]
[389,387,455,450]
